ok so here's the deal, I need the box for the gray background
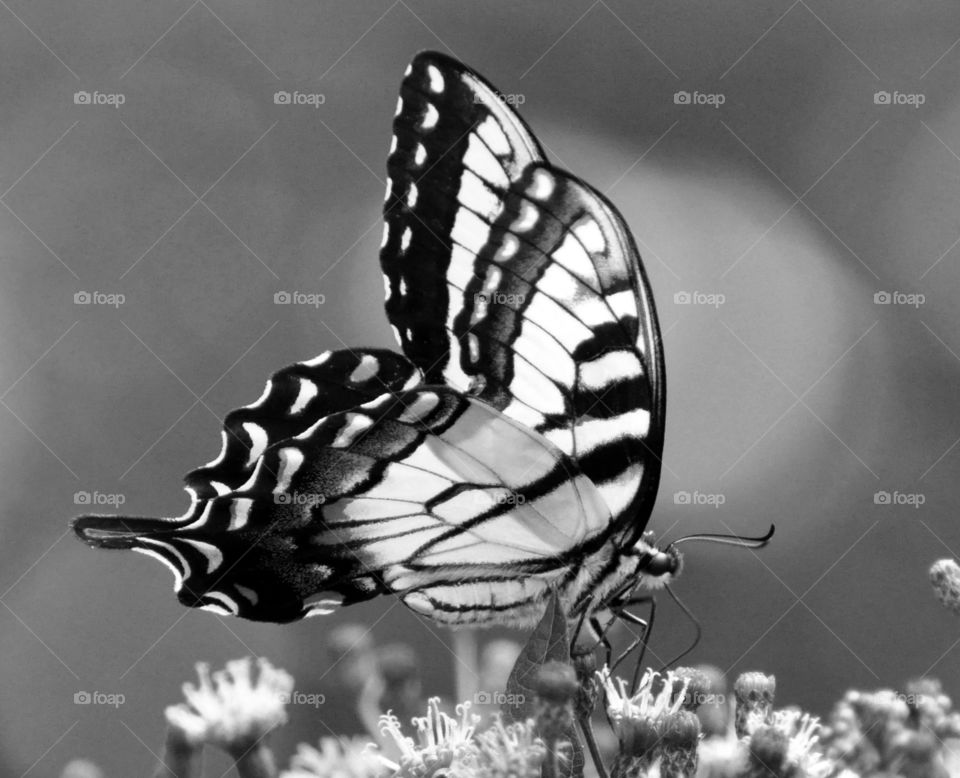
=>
[2,2,960,775]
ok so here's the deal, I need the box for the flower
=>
[164,657,294,755]
[598,666,697,777]
[377,697,480,778]
[746,709,832,778]
[733,673,776,738]
[474,718,546,778]
[598,666,690,728]
[281,737,385,778]
[930,558,960,615]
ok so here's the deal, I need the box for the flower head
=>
[281,737,385,778]
[377,698,480,778]
[748,709,832,778]
[164,657,294,755]
[599,666,690,728]
[474,718,546,778]
[733,672,776,738]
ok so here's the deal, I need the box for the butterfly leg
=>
[609,596,657,694]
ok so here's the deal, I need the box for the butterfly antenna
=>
[666,524,775,550]
[656,584,702,671]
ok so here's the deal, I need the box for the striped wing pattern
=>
[73,52,666,625]
[382,52,664,548]
[76,351,610,622]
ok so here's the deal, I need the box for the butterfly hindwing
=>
[78,381,612,623]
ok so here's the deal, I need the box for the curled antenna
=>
[666,524,775,551]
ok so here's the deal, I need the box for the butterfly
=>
[74,52,687,628]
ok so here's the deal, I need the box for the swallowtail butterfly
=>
[74,52,683,627]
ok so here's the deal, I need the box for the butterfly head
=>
[632,530,683,587]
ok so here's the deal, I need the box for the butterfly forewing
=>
[381,52,665,548]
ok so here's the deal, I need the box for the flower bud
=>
[930,559,960,615]
[734,673,776,738]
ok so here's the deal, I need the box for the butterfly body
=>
[74,52,676,627]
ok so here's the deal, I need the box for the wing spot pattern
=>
[414,143,427,166]
[275,447,304,492]
[468,332,480,363]
[331,414,373,448]
[421,103,439,131]
[398,392,440,423]
[235,584,259,605]
[242,422,268,467]
[300,351,332,368]
[350,354,380,383]
[229,497,253,530]
[182,538,224,574]
[243,380,272,410]
[527,168,555,200]
[426,64,445,93]
[511,200,539,232]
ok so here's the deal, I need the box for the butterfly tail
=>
[72,514,186,550]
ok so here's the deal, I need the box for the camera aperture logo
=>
[674,490,726,508]
[673,290,725,308]
[274,91,325,108]
[75,490,126,507]
[75,291,125,308]
[674,91,725,109]
[74,691,125,707]
[874,91,925,109]
[873,291,924,308]
[74,91,125,108]
[274,291,326,307]
[874,490,925,509]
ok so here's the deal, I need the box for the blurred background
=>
[1,2,960,775]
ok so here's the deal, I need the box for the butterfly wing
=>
[77,379,611,624]
[382,52,665,547]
